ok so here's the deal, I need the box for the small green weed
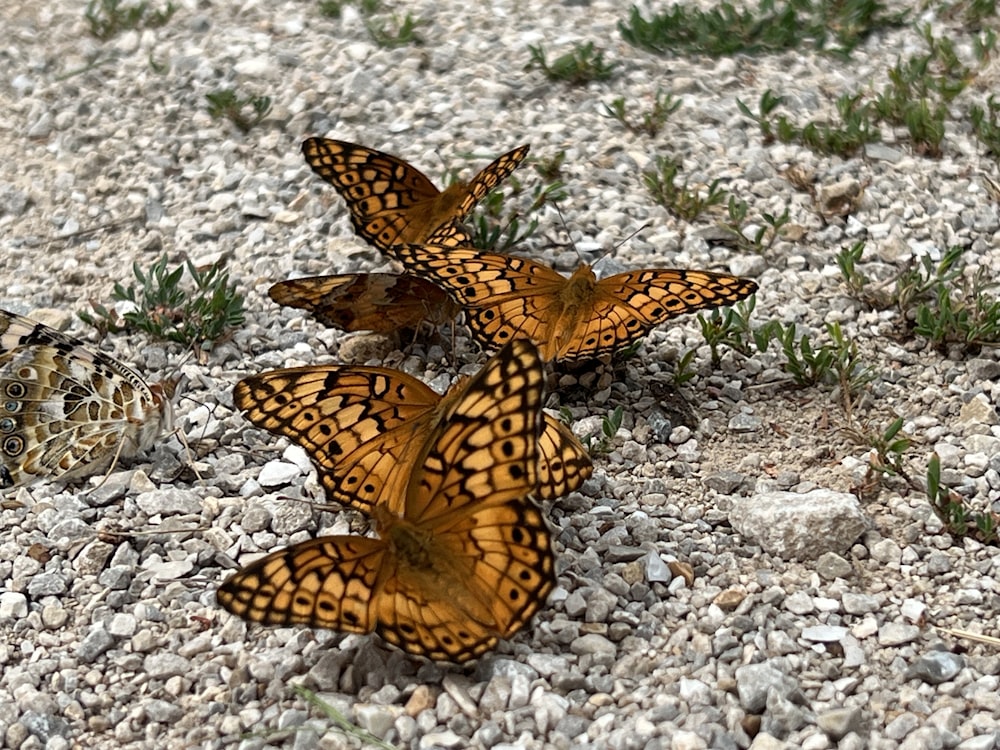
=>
[603,89,682,136]
[533,150,566,183]
[318,0,344,17]
[697,297,757,367]
[585,406,625,454]
[643,156,727,221]
[672,348,698,385]
[85,0,177,40]
[319,0,380,18]
[366,13,423,48]
[891,245,1000,351]
[619,0,906,58]
[293,687,396,750]
[974,28,997,61]
[836,241,867,296]
[470,179,566,252]
[927,453,999,545]
[754,321,874,415]
[80,255,245,353]
[843,417,911,500]
[737,90,881,157]
[526,42,617,85]
[970,94,1000,158]
[205,90,272,134]
[870,28,973,156]
[892,245,965,314]
[724,197,791,253]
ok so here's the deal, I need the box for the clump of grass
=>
[642,156,727,221]
[85,0,177,40]
[697,296,758,367]
[886,245,1000,352]
[737,90,881,158]
[752,320,875,417]
[205,90,272,133]
[526,42,618,85]
[619,0,907,58]
[739,27,984,159]
[603,89,682,136]
[843,417,911,501]
[318,0,380,18]
[80,255,245,353]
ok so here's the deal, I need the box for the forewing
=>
[301,138,441,249]
[556,269,759,361]
[456,144,531,215]
[384,244,568,358]
[233,367,441,514]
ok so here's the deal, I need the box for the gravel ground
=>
[2,1,1000,749]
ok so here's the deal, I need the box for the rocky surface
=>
[2,1,1000,748]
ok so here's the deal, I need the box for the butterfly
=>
[0,309,172,490]
[219,340,555,662]
[232,357,591,515]
[267,272,460,334]
[300,138,529,251]
[382,244,760,362]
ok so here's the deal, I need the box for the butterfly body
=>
[0,310,171,489]
[220,341,557,662]
[385,244,759,362]
[301,138,529,250]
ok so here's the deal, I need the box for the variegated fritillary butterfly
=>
[232,353,591,514]
[0,309,172,490]
[300,138,529,251]
[219,340,555,662]
[383,244,760,362]
[267,272,460,334]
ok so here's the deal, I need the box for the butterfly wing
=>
[0,310,169,489]
[556,269,758,360]
[382,244,570,359]
[538,415,592,498]
[216,535,386,632]
[301,138,442,250]
[268,273,458,332]
[233,367,441,515]
[374,497,553,662]
[453,144,531,217]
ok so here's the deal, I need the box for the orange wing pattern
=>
[301,138,528,250]
[220,341,555,662]
[383,244,758,362]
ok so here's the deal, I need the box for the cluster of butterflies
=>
[0,138,757,663]
[218,139,758,661]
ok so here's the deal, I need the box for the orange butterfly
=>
[268,273,459,334]
[382,244,759,362]
[219,341,556,662]
[301,138,529,251]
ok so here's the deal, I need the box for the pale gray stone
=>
[730,490,867,560]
